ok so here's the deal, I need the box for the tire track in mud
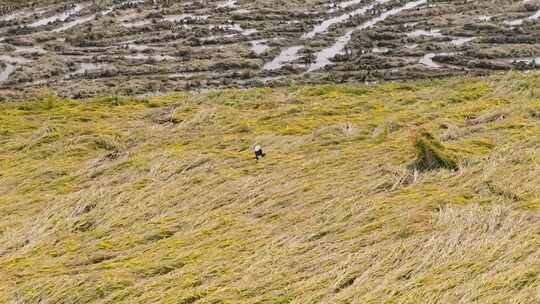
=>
[0,1,146,84]
[28,4,84,28]
[308,0,427,72]
[505,7,540,25]
[263,0,428,72]
[263,0,386,71]
[303,0,391,39]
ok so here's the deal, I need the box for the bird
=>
[254,144,266,160]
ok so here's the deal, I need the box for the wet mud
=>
[0,0,538,99]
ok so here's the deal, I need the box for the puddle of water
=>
[407,29,443,38]
[505,19,524,26]
[0,43,47,54]
[309,0,427,72]
[164,15,190,22]
[419,53,439,68]
[54,6,116,32]
[242,28,258,36]
[263,46,303,70]
[228,24,257,35]
[53,0,191,33]
[202,34,237,41]
[233,9,251,14]
[0,63,16,83]
[510,57,540,66]
[403,21,419,27]
[504,8,540,25]
[167,72,194,79]
[211,24,258,36]
[419,52,453,68]
[372,47,389,53]
[303,0,391,39]
[0,55,32,64]
[308,30,353,71]
[123,0,146,6]
[250,40,270,55]
[125,54,151,60]
[53,14,96,32]
[328,0,367,12]
[122,20,152,27]
[14,45,47,54]
[79,63,104,72]
[408,29,473,47]
[67,63,109,78]
[164,14,209,22]
[477,15,492,22]
[450,37,475,46]
[128,44,150,51]
[29,4,84,27]
[0,11,26,22]
[125,54,175,61]
[218,0,238,8]
[124,14,208,27]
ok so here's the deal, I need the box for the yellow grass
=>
[0,72,539,303]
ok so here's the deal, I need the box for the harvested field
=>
[0,0,539,99]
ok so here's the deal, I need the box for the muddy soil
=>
[0,0,539,99]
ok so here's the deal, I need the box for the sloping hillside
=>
[0,72,539,303]
[1,0,539,100]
